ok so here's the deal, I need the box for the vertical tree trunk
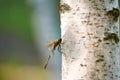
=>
[60,0,120,80]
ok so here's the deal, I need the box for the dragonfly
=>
[44,38,62,69]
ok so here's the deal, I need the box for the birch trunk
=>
[60,0,120,80]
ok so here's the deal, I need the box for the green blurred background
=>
[0,0,61,80]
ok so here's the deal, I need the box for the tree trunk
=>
[60,0,120,80]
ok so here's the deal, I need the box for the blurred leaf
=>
[0,0,33,41]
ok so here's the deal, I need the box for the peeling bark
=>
[60,0,120,80]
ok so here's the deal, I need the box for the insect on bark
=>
[44,38,62,69]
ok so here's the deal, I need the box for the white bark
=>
[60,0,120,80]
